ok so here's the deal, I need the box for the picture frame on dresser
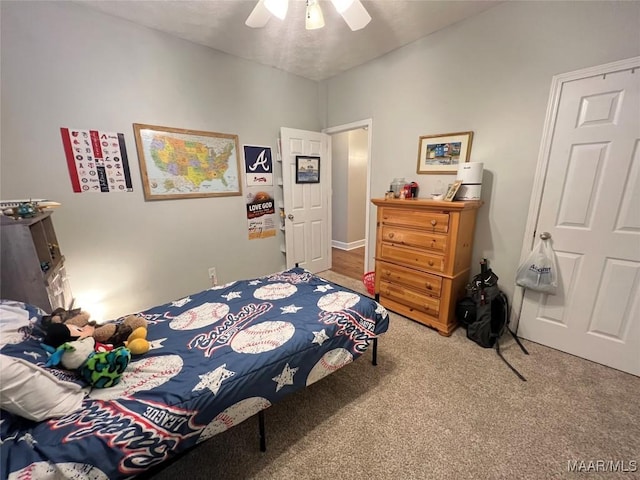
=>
[416,131,474,174]
[443,180,463,202]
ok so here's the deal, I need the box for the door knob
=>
[539,232,551,240]
[287,214,294,220]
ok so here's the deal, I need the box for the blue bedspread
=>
[0,268,389,479]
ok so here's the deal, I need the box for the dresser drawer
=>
[379,243,445,273]
[379,281,440,317]
[381,225,447,252]
[377,261,442,297]
[381,208,449,233]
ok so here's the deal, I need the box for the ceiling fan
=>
[246,0,372,31]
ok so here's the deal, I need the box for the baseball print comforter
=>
[0,268,389,479]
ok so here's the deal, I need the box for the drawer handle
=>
[428,260,434,266]
[388,232,394,239]
[426,283,432,290]
[430,219,437,226]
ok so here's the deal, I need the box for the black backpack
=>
[457,260,529,381]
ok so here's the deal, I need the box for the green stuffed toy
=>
[45,337,131,388]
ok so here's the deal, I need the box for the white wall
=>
[331,129,367,247]
[324,0,640,300]
[1,1,320,320]
[346,129,367,244]
[331,131,349,243]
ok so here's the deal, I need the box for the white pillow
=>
[0,301,33,348]
[0,354,88,421]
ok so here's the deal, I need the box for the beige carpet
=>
[147,271,640,480]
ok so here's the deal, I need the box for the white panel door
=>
[280,127,331,273]
[519,59,640,376]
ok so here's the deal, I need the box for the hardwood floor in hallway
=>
[331,247,365,281]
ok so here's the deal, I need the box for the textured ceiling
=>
[76,0,500,81]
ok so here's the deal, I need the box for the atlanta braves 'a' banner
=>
[243,145,273,187]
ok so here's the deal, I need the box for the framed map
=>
[133,123,242,200]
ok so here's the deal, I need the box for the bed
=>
[0,267,389,479]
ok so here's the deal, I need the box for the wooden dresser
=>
[372,198,482,336]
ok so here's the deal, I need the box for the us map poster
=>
[61,128,133,193]
[244,145,276,240]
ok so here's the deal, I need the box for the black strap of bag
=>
[494,292,529,382]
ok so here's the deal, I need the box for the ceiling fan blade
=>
[245,0,271,28]
[331,0,371,31]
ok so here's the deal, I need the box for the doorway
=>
[324,119,372,280]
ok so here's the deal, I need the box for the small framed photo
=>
[417,131,474,174]
[444,180,463,202]
[295,156,320,184]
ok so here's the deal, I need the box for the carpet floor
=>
[148,270,640,480]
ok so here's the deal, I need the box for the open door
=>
[280,127,331,273]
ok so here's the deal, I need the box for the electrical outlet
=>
[208,267,218,286]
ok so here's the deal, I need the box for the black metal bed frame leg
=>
[371,337,378,366]
[258,410,266,452]
[372,293,380,366]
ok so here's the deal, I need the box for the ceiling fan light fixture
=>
[330,0,354,14]
[305,0,325,30]
[245,0,271,28]
[264,0,288,20]
[246,0,370,31]
[330,0,371,31]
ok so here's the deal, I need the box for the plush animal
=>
[42,307,95,329]
[92,315,148,349]
[43,310,148,352]
[44,337,131,388]
[125,326,150,355]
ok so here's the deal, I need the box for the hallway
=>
[331,247,365,281]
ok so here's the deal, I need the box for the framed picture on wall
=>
[132,123,242,200]
[416,131,474,174]
[295,156,320,184]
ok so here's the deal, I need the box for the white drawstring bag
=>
[515,238,558,295]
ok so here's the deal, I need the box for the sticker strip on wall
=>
[61,127,133,193]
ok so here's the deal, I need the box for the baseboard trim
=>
[332,239,365,251]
